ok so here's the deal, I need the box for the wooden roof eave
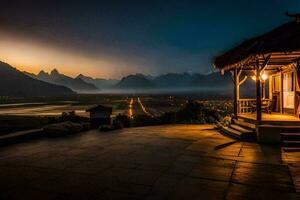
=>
[218,55,256,74]
[219,51,300,74]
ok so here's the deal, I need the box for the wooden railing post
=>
[238,99,256,113]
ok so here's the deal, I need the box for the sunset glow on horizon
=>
[0,31,137,79]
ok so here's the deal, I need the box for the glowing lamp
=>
[251,73,268,81]
[261,73,268,81]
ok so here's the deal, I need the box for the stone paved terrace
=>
[0,125,299,200]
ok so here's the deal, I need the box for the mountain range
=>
[0,62,75,97]
[76,74,118,89]
[115,74,156,89]
[30,69,98,92]
[114,72,233,89]
[24,69,234,91]
[0,60,243,97]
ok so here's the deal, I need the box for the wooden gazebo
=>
[213,14,300,143]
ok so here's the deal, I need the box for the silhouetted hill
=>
[23,71,37,79]
[113,72,234,90]
[77,74,118,89]
[191,72,256,97]
[36,69,98,92]
[114,74,156,89]
[19,68,251,96]
[190,72,233,88]
[154,72,196,88]
[0,62,75,97]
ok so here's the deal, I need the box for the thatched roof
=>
[213,20,300,71]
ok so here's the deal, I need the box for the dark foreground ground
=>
[0,125,299,200]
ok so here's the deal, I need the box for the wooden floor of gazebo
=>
[239,113,300,121]
[238,113,300,126]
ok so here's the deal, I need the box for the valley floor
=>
[0,125,299,199]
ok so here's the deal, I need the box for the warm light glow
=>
[251,73,268,82]
[261,73,268,81]
[128,98,134,118]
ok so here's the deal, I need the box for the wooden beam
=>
[237,66,243,77]
[239,75,248,86]
[258,54,272,76]
[220,51,300,73]
[260,54,271,72]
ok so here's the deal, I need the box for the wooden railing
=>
[238,99,256,114]
[238,99,271,114]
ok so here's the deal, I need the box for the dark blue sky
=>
[0,0,299,78]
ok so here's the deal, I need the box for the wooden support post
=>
[256,60,262,123]
[280,72,284,114]
[233,68,239,118]
[237,74,240,101]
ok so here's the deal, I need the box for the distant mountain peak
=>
[135,73,146,77]
[115,74,155,89]
[51,69,59,75]
[38,70,49,76]
[36,68,98,92]
[77,73,119,89]
[77,74,92,80]
[0,62,75,97]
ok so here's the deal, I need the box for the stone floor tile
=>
[232,162,295,192]
[146,173,186,199]
[67,159,113,174]
[30,155,83,170]
[189,164,234,181]
[225,183,298,200]
[0,188,65,200]
[169,177,227,200]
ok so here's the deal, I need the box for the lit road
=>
[128,98,134,118]
[137,97,153,117]
[127,97,153,118]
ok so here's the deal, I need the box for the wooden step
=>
[282,141,300,147]
[279,127,300,133]
[282,147,300,152]
[230,124,253,133]
[220,126,242,140]
[281,133,300,141]
[233,119,256,130]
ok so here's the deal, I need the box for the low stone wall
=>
[257,125,300,143]
[257,125,282,143]
[0,121,91,146]
[43,121,90,137]
[0,129,44,147]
